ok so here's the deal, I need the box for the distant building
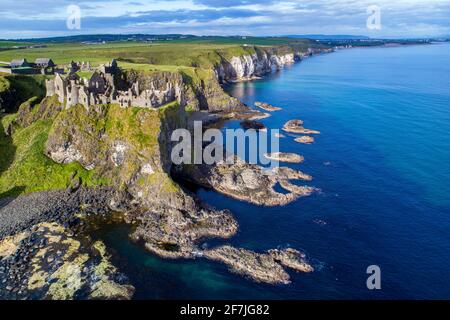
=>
[35,58,56,74]
[7,58,58,75]
[10,59,31,69]
[35,58,55,68]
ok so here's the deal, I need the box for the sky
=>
[0,0,449,39]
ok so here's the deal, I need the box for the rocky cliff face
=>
[215,49,297,83]
[43,100,239,259]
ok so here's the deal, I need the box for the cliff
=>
[215,46,298,83]
[214,45,334,83]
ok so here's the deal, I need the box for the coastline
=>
[0,40,440,300]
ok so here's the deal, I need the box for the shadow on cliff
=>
[0,186,26,207]
[0,119,16,179]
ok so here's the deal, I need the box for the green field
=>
[0,41,32,48]
[0,37,320,70]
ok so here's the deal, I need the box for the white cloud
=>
[0,0,449,38]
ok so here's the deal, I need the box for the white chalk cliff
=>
[215,51,297,83]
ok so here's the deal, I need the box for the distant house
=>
[10,59,31,69]
[35,58,55,68]
[35,58,56,74]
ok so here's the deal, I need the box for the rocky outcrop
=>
[255,101,282,112]
[268,248,314,273]
[174,157,317,207]
[295,136,315,144]
[264,152,305,164]
[203,246,314,284]
[204,246,291,284]
[129,203,238,260]
[283,119,321,135]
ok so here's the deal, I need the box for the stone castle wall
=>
[45,61,184,110]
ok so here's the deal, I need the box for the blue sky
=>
[1,0,449,39]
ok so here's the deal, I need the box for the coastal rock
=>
[264,152,305,163]
[248,112,271,120]
[278,180,316,197]
[203,246,291,284]
[174,156,316,206]
[130,202,238,260]
[283,120,320,135]
[295,136,315,144]
[0,231,29,259]
[221,109,269,121]
[0,187,124,239]
[0,222,134,300]
[268,248,314,273]
[255,102,282,112]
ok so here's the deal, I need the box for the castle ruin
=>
[45,60,183,110]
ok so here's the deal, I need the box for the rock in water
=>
[283,119,320,135]
[173,156,316,207]
[264,152,304,163]
[254,102,282,111]
[268,248,314,273]
[204,246,291,284]
[295,136,315,144]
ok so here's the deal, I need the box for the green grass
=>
[76,71,94,79]
[0,116,109,198]
[0,41,32,48]
[0,38,321,70]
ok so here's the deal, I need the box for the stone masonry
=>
[45,60,183,110]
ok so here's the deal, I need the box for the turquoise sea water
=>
[98,43,450,299]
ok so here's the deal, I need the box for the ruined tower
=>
[45,79,55,97]
[66,80,79,108]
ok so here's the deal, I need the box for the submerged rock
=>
[240,120,267,131]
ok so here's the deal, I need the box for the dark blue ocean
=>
[98,43,450,299]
